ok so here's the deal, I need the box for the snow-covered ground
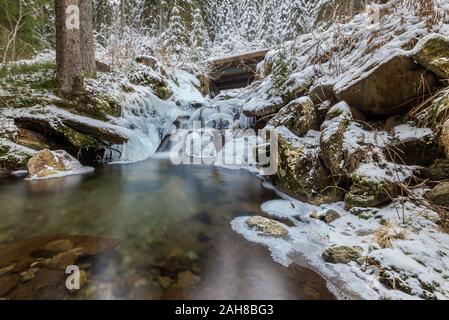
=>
[232,186,449,300]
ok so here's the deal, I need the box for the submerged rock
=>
[31,239,74,258]
[0,234,119,299]
[0,274,20,297]
[245,216,288,237]
[322,245,363,264]
[425,182,449,208]
[335,54,439,116]
[267,97,318,137]
[175,271,200,289]
[412,34,449,79]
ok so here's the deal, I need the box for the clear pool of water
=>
[0,159,334,299]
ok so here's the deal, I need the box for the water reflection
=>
[0,159,334,300]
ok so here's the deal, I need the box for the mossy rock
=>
[425,182,449,208]
[274,128,340,204]
[320,102,355,177]
[153,83,173,100]
[268,97,319,137]
[429,159,449,181]
[345,175,393,209]
[15,128,49,150]
[0,144,33,171]
[0,96,46,109]
[322,245,363,264]
[58,126,99,150]
[129,70,173,100]
[412,34,449,79]
[54,93,121,122]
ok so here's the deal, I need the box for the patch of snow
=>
[393,124,433,141]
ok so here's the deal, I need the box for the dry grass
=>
[373,222,406,248]
[404,0,446,30]
[409,87,449,130]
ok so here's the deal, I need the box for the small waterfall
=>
[155,94,260,165]
[104,86,183,163]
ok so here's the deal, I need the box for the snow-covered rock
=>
[274,126,337,204]
[412,34,449,79]
[335,54,440,116]
[267,96,318,137]
[27,149,93,180]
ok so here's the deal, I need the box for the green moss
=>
[29,76,57,91]
[0,62,56,78]
[0,95,44,109]
[53,93,121,122]
[154,84,173,100]
[59,126,99,150]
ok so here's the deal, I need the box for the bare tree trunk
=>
[55,0,82,96]
[79,0,96,77]
[55,0,96,96]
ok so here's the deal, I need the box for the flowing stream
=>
[0,158,334,299]
[0,80,335,299]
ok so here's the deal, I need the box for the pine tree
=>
[213,0,239,50]
[190,7,210,60]
[289,0,318,34]
[277,0,293,41]
[258,0,277,46]
[160,0,188,60]
[239,0,259,43]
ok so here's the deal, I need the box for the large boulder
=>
[412,34,449,79]
[425,182,449,208]
[14,108,128,162]
[335,54,440,116]
[273,126,339,204]
[320,102,369,178]
[243,97,284,117]
[243,77,284,117]
[27,149,92,179]
[27,149,68,178]
[267,97,319,137]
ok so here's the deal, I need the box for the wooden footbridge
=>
[200,49,269,96]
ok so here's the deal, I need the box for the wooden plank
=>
[209,49,269,67]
